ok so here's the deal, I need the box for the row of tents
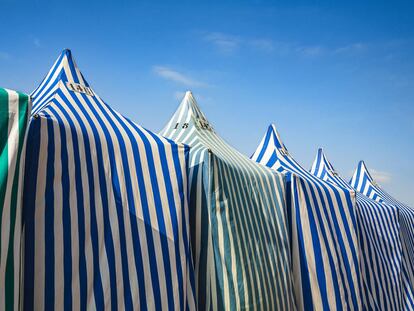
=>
[0,49,412,310]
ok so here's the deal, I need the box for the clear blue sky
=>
[1,1,413,205]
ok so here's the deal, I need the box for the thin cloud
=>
[202,31,369,59]
[334,43,367,55]
[204,32,241,53]
[370,169,392,184]
[296,45,325,57]
[204,32,275,54]
[248,39,275,52]
[153,66,208,88]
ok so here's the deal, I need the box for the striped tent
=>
[161,92,294,310]
[350,161,414,309]
[252,125,361,311]
[311,149,403,310]
[0,88,30,311]
[22,49,195,310]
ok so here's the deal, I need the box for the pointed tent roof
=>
[23,50,195,310]
[253,124,352,192]
[162,93,293,310]
[310,148,354,190]
[349,160,407,206]
[31,49,91,115]
[252,124,361,311]
[162,92,284,175]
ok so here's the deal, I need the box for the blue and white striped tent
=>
[161,92,294,310]
[350,161,414,309]
[311,149,403,310]
[252,125,362,311]
[22,49,195,310]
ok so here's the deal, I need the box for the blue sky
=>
[1,1,413,205]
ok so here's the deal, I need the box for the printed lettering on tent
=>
[311,148,403,310]
[0,88,30,311]
[161,92,294,310]
[252,125,361,311]
[22,50,196,310]
[350,161,414,310]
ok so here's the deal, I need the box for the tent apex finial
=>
[269,123,278,132]
[62,48,72,55]
[318,147,326,158]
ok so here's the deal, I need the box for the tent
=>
[252,125,361,311]
[161,92,294,310]
[311,149,403,310]
[350,160,414,309]
[0,88,30,311]
[22,50,195,310]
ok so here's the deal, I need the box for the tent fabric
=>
[22,50,195,310]
[161,92,294,310]
[252,125,361,311]
[311,149,403,310]
[0,88,30,311]
[350,161,414,309]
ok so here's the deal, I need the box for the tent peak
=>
[356,160,374,182]
[34,49,89,92]
[266,123,288,153]
[311,148,354,191]
[311,147,336,176]
[358,160,367,169]
[350,160,381,192]
[161,90,213,136]
[31,49,91,114]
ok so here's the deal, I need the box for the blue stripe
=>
[47,106,73,311]
[22,119,41,311]
[69,92,119,310]
[51,102,89,310]
[44,114,56,310]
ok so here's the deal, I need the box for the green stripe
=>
[0,88,10,260]
[5,92,29,311]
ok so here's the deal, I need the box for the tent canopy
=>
[252,124,361,311]
[350,160,414,309]
[311,148,403,310]
[161,92,294,310]
[22,49,195,310]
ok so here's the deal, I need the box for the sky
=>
[0,0,413,205]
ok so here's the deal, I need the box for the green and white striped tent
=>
[161,91,294,310]
[0,88,30,311]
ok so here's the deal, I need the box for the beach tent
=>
[350,161,414,309]
[252,125,361,311]
[0,88,30,311]
[161,92,294,310]
[311,149,403,310]
[22,49,195,310]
